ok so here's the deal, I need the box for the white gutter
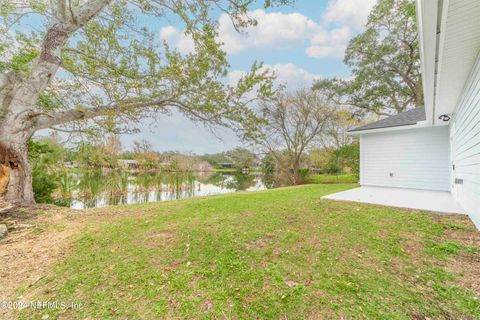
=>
[416,0,441,125]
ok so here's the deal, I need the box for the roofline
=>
[347,122,434,135]
[416,0,445,126]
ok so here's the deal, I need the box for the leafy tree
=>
[0,0,287,205]
[225,148,257,170]
[326,143,360,175]
[132,139,160,169]
[75,142,109,168]
[308,148,334,172]
[199,152,230,168]
[313,0,422,116]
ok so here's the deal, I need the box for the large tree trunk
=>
[0,125,35,205]
[0,1,112,207]
[0,70,36,206]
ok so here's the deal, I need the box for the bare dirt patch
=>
[0,205,152,319]
[245,233,275,250]
[139,228,176,249]
[437,217,480,296]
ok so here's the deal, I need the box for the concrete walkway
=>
[322,186,464,214]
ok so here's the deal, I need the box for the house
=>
[326,0,480,229]
[195,161,214,172]
[118,159,139,169]
[218,163,234,169]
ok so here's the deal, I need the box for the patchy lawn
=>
[2,184,479,319]
[305,174,358,184]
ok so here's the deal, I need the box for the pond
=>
[56,170,269,209]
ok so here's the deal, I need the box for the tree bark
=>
[0,130,35,205]
[0,0,112,207]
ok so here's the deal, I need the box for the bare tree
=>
[250,90,334,185]
[321,109,359,149]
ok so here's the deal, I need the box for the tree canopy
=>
[313,0,422,116]
[0,0,289,205]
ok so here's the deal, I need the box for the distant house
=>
[196,161,214,172]
[218,163,234,169]
[345,0,480,228]
[118,159,139,169]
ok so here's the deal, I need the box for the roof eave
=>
[347,122,432,135]
[416,0,442,126]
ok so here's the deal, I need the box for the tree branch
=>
[32,98,171,130]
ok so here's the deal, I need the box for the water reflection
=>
[59,170,267,209]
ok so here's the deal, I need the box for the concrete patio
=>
[322,186,464,214]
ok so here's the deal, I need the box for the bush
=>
[298,168,310,181]
[28,140,60,204]
[31,166,58,203]
[261,153,275,188]
[325,143,359,175]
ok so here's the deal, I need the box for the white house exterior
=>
[360,126,450,191]
[349,0,480,228]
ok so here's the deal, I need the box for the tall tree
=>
[0,0,286,205]
[225,147,257,170]
[249,90,334,185]
[313,0,422,116]
[132,139,159,169]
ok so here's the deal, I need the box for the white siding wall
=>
[451,52,480,228]
[360,126,450,191]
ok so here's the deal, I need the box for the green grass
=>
[305,174,358,184]
[19,184,480,319]
[212,168,238,173]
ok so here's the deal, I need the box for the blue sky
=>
[122,0,377,154]
[25,0,376,154]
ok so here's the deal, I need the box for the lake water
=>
[57,170,268,209]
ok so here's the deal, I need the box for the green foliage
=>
[261,153,276,188]
[305,174,358,184]
[74,142,110,168]
[1,0,291,143]
[326,143,360,175]
[201,148,256,170]
[0,30,39,73]
[313,0,422,116]
[225,148,257,170]
[297,168,310,180]
[28,140,61,203]
[200,152,230,168]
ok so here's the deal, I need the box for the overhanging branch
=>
[32,98,171,130]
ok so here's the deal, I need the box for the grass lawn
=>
[306,174,358,184]
[16,184,480,319]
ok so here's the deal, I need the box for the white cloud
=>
[306,26,351,59]
[159,25,195,54]
[218,9,319,54]
[323,0,377,30]
[229,63,321,90]
[160,0,377,59]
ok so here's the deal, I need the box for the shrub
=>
[28,140,60,204]
[325,143,360,175]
